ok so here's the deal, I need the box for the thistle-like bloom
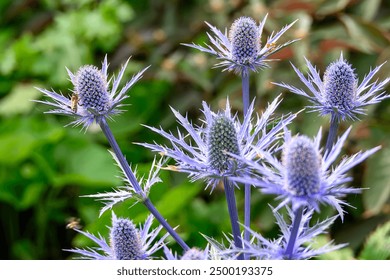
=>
[138,96,297,191]
[275,54,390,121]
[240,207,345,259]
[163,246,211,260]
[234,127,380,218]
[67,214,167,260]
[35,56,149,129]
[184,15,298,76]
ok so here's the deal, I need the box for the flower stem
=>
[223,178,244,260]
[242,73,250,115]
[242,72,251,259]
[325,114,339,152]
[285,206,304,259]
[99,117,190,251]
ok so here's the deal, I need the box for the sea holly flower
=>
[232,127,380,219]
[275,54,390,122]
[35,55,149,130]
[184,15,298,76]
[239,207,345,260]
[36,56,190,251]
[163,246,211,260]
[67,214,168,260]
[138,96,296,192]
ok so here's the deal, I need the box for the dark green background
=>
[0,0,389,259]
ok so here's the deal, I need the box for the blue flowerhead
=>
[233,127,380,219]
[35,56,149,129]
[66,214,168,260]
[163,246,210,260]
[139,96,297,191]
[184,15,298,76]
[110,216,144,260]
[75,65,110,114]
[229,17,260,67]
[323,58,357,112]
[275,53,390,121]
[283,136,321,196]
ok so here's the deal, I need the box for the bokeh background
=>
[0,0,389,260]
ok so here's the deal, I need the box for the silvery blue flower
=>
[66,213,168,260]
[233,127,380,219]
[275,54,390,122]
[240,207,345,259]
[35,56,149,129]
[163,246,211,260]
[139,96,297,192]
[184,15,298,76]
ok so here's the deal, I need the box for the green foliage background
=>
[0,0,389,259]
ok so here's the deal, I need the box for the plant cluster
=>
[36,15,389,260]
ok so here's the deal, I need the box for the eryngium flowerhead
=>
[66,214,167,260]
[207,115,240,172]
[184,15,298,76]
[283,136,321,196]
[229,17,260,66]
[275,53,390,121]
[35,55,148,129]
[240,207,345,259]
[110,216,143,260]
[163,246,210,260]
[138,96,297,191]
[234,127,380,219]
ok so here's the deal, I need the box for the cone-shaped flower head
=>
[35,56,148,130]
[181,248,208,260]
[75,65,110,113]
[229,17,260,67]
[323,59,357,112]
[283,136,321,196]
[207,115,241,172]
[274,53,389,122]
[66,214,167,259]
[110,217,143,260]
[233,127,380,219]
[138,96,297,192]
[184,15,298,76]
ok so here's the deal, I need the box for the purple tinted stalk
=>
[325,114,339,152]
[223,178,244,260]
[285,206,304,259]
[242,72,251,260]
[99,118,190,251]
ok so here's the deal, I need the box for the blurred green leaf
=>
[359,221,390,260]
[339,14,390,53]
[153,180,202,220]
[0,83,41,116]
[363,146,390,215]
[316,0,350,16]
[313,236,354,260]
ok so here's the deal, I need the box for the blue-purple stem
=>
[325,114,339,153]
[242,72,251,259]
[223,178,244,260]
[99,118,190,252]
[285,206,304,259]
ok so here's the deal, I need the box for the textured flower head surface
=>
[138,96,297,192]
[163,246,211,260]
[35,55,149,129]
[184,15,298,76]
[239,207,345,259]
[66,214,168,260]
[275,53,390,121]
[234,127,380,219]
